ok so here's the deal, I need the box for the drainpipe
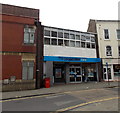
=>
[35,20,44,89]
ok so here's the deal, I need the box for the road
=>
[1,87,119,112]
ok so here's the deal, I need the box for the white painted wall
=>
[44,45,97,58]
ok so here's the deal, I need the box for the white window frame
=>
[105,45,112,57]
[104,29,110,40]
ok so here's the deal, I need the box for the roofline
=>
[90,19,120,22]
[43,25,97,35]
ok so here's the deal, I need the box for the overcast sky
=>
[1,0,119,32]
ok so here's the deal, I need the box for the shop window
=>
[76,35,80,40]
[44,30,50,36]
[24,27,35,44]
[103,68,112,79]
[116,29,120,40]
[51,39,57,45]
[64,33,69,39]
[70,34,75,39]
[51,31,57,37]
[58,39,63,46]
[81,42,85,48]
[22,61,34,80]
[119,46,120,56]
[44,38,50,45]
[113,65,120,77]
[70,41,75,47]
[91,43,95,48]
[58,32,63,38]
[104,29,109,39]
[86,43,90,48]
[76,41,80,47]
[64,40,69,46]
[106,46,112,56]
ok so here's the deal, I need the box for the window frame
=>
[104,29,110,40]
[106,45,112,56]
[116,29,120,40]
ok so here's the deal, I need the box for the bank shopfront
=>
[44,56,101,85]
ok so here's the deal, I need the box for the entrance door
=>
[69,67,82,83]
[103,66,112,81]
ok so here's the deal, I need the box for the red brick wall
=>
[2,55,22,79]
[2,14,36,53]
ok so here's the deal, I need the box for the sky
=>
[1,0,119,32]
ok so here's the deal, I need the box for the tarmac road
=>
[2,87,119,112]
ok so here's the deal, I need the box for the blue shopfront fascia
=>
[44,56,101,63]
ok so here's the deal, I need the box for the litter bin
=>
[44,78,50,88]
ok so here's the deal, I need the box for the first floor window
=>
[116,29,120,40]
[118,46,120,56]
[106,46,112,56]
[22,61,34,80]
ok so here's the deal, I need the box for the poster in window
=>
[55,68,62,78]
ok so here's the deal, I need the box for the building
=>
[43,26,101,86]
[88,19,120,81]
[1,4,43,91]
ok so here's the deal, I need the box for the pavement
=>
[1,81,119,100]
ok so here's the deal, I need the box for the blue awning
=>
[44,56,101,63]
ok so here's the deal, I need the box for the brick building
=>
[1,4,43,91]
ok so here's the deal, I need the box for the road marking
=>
[55,96,120,112]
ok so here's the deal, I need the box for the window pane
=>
[76,41,80,47]
[28,67,34,80]
[86,36,90,41]
[104,29,109,39]
[76,35,80,40]
[64,33,69,39]
[51,31,57,37]
[91,37,95,42]
[86,43,90,48]
[81,35,86,41]
[91,43,95,48]
[51,39,57,45]
[70,34,75,39]
[119,46,120,56]
[58,32,63,38]
[45,38,50,45]
[44,30,50,36]
[64,40,69,46]
[106,46,112,56]
[24,33,29,43]
[117,30,120,39]
[22,66,27,80]
[81,42,85,48]
[58,39,63,46]
[30,33,34,43]
[70,41,75,47]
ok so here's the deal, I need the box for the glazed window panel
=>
[106,46,112,56]
[64,33,69,39]
[44,38,50,45]
[58,39,63,46]
[76,41,80,47]
[70,34,75,39]
[70,41,75,47]
[81,35,86,41]
[119,46,120,56]
[51,39,57,45]
[116,29,120,40]
[91,37,95,42]
[81,42,85,48]
[51,31,57,37]
[86,42,90,48]
[91,43,95,48]
[64,40,69,46]
[58,32,63,38]
[76,35,80,40]
[44,30,50,36]
[104,29,109,39]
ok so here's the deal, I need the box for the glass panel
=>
[64,40,69,46]
[86,43,90,48]
[22,66,27,80]
[76,35,80,40]
[28,67,34,80]
[24,33,29,43]
[81,42,85,48]
[70,34,75,39]
[76,41,80,47]
[108,68,111,79]
[51,39,57,45]
[86,36,90,41]
[106,46,112,56]
[58,32,63,38]
[51,31,57,37]
[117,29,120,39]
[103,68,107,79]
[58,39,63,46]
[30,33,34,43]
[44,30,50,36]
[81,35,86,41]
[119,46,120,56]
[70,41,75,47]
[91,43,95,48]
[45,38,50,45]
[104,29,109,39]
[76,68,81,75]
[91,37,95,42]
[64,33,69,39]
[114,65,120,76]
